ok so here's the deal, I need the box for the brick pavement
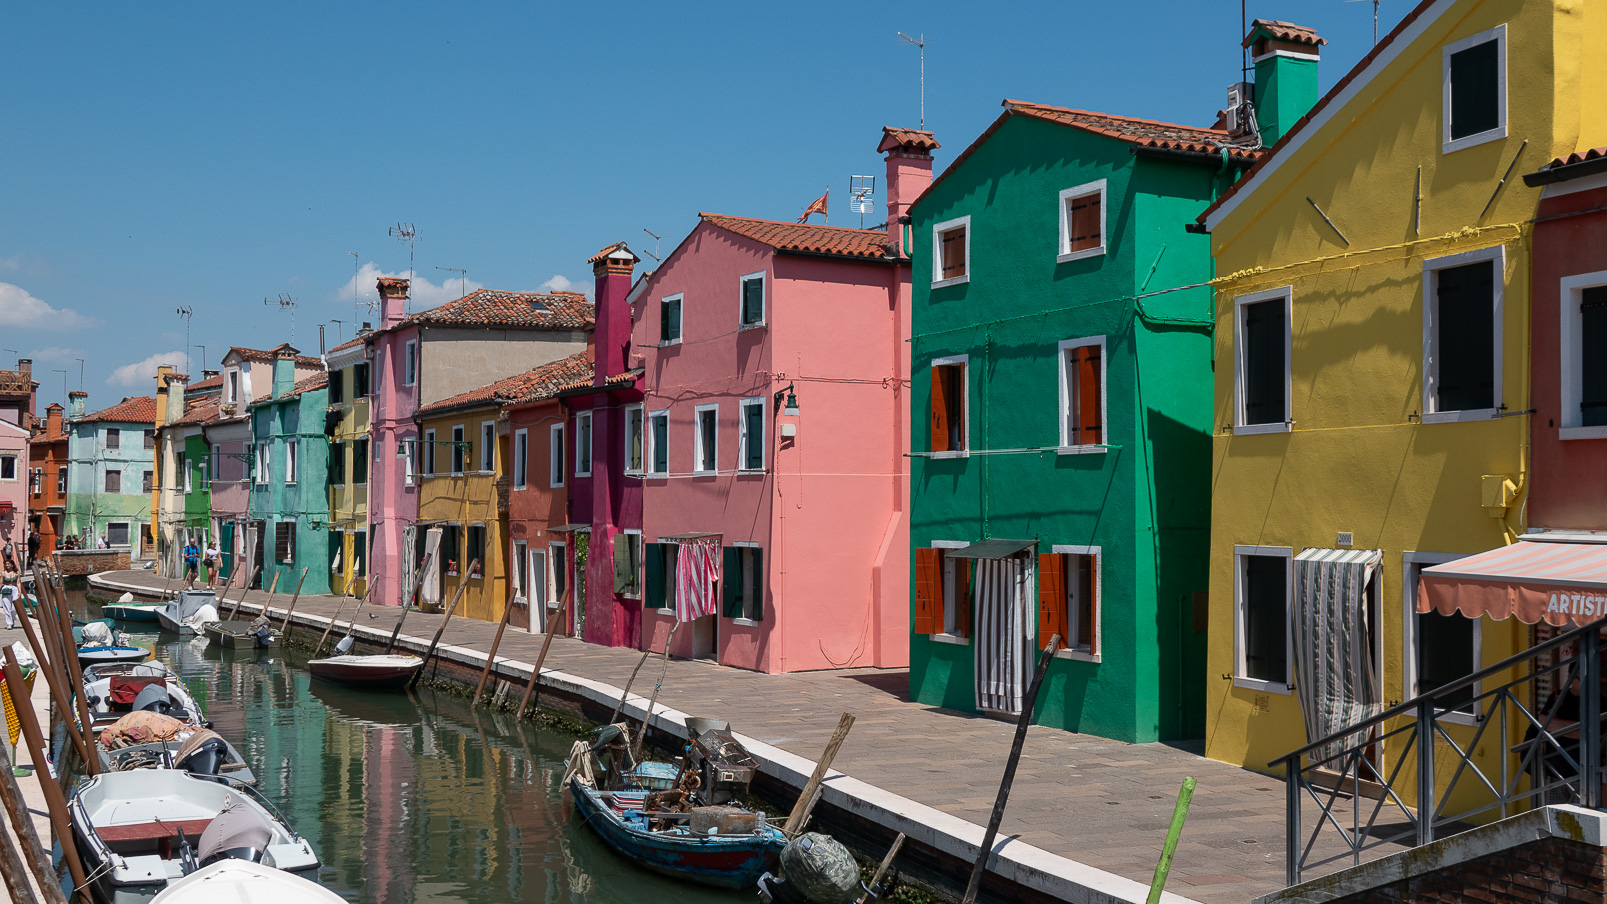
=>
[89,571,1412,904]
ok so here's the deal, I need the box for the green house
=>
[247,354,331,596]
[907,100,1257,742]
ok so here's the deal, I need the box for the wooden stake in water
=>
[388,546,438,654]
[2,649,92,903]
[313,587,356,657]
[227,566,264,619]
[0,735,66,904]
[630,621,681,762]
[784,712,855,835]
[473,581,521,705]
[516,591,570,719]
[1145,777,1196,904]
[278,567,310,632]
[418,558,479,685]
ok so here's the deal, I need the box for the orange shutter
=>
[1077,555,1096,654]
[1071,195,1102,251]
[914,548,941,634]
[930,367,950,453]
[1038,553,1066,649]
[956,558,972,638]
[1078,347,1102,444]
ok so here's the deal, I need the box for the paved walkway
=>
[90,571,1407,904]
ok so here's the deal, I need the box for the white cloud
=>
[538,274,589,298]
[29,346,85,363]
[335,262,484,312]
[0,282,95,330]
[108,351,186,387]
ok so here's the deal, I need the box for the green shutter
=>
[743,278,763,325]
[745,404,763,469]
[722,546,742,617]
[652,416,668,472]
[613,537,632,594]
[645,543,666,608]
[751,547,764,621]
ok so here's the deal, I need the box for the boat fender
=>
[778,832,862,904]
[335,635,355,655]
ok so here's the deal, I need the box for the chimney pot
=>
[1243,19,1325,147]
[588,243,639,382]
[878,127,940,258]
[377,277,410,328]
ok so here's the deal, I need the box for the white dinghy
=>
[155,590,222,636]
[82,661,206,729]
[151,860,344,903]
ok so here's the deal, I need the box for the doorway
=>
[972,554,1033,716]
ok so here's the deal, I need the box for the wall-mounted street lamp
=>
[774,383,800,417]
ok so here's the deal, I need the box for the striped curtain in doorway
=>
[975,556,1032,716]
[1292,548,1383,761]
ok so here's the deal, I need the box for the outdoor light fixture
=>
[775,383,799,416]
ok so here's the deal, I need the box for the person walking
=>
[182,537,201,590]
[203,539,221,589]
[26,527,40,568]
[0,549,20,630]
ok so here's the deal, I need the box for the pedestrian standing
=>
[98,533,109,549]
[182,537,201,590]
[204,539,221,589]
[0,550,20,629]
[26,527,40,568]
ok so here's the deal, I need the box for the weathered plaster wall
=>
[419,328,589,406]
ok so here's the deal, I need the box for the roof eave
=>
[1524,155,1607,187]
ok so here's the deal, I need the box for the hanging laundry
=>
[675,539,719,622]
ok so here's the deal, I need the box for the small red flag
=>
[797,190,828,223]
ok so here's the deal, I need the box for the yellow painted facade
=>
[416,405,507,624]
[328,363,370,599]
[1203,0,1607,809]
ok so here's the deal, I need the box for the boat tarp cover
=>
[197,795,274,863]
[99,711,185,749]
[109,676,165,706]
[80,621,113,646]
[172,729,223,765]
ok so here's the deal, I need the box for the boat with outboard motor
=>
[77,621,152,666]
[82,661,206,729]
[306,636,423,691]
[69,769,319,904]
[98,725,258,786]
[155,590,222,636]
[203,617,274,649]
[150,860,345,904]
[103,591,167,624]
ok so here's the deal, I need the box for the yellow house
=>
[414,380,513,624]
[325,338,371,599]
[1199,0,1607,808]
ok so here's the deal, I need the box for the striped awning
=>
[1418,540,1607,625]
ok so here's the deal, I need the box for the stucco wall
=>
[507,399,570,632]
[0,421,28,552]
[417,407,504,623]
[66,419,155,555]
[419,328,589,406]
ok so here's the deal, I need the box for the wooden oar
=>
[472,579,522,705]
[313,586,357,657]
[277,567,310,632]
[415,558,479,686]
[516,590,570,719]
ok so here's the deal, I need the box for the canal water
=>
[74,593,747,904]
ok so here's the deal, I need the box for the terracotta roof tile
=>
[78,396,157,425]
[587,241,639,265]
[246,372,329,407]
[417,353,594,416]
[1243,19,1327,48]
[170,398,222,427]
[879,127,941,153]
[327,336,367,354]
[30,412,67,443]
[226,344,322,367]
[1549,146,1607,168]
[555,368,640,395]
[1004,101,1262,160]
[699,214,890,260]
[365,289,594,343]
[187,374,224,392]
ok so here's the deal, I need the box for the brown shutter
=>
[1078,555,1097,654]
[1070,195,1102,251]
[956,558,972,638]
[1038,554,1066,650]
[930,367,950,453]
[1079,347,1102,444]
[914,547,941,634]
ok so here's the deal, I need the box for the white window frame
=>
[929,541,970,645]
[1233,286,1294,435]
[0,454,15,482]
[1051,544,1103,663]
[730,540,762,625]
[1422,245,1504,423]
[647,410,669,476]
[512,428,529,489]
[693,404,719,473]
[1402,551,1481,725]
[575,412,592,477]
[255,443,270,486]
[451,424,466,475]
[929,354,970,459]
[931,215,971,288]
[404,340,418,387]
[422,429,436,477]
[1559,269,1607,439]
[1233,544,1294,694]
[738,270,767,329]
[548,541,567,610]
[180,454,192,493]
[1057,179,1108,263]
[660,293,684,347]
[623,403,645,475]
[226,368,241,405]
[284,439,298,485]
[403,435,416,486]
[1057,336,1108,453]
[738,397,765,472]
[549,424,566,487]
[480,420,495,473]
[511,539,528,601]
[1441,23,1507,155]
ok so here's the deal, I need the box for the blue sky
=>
[2,1,1405,412]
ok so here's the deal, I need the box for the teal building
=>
[64,392,158,557]
[247,352,331,595]
[906,100,1257,742]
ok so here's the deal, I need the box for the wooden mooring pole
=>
[472,579,521,705]
[0,736,66,904]
[783,712,855,835]
[417,559,479,685]
[1145,776,1196,904]
[2,649,92,903]
[630,621,681,763]
[515,590,570,720]
[277,567,310,632]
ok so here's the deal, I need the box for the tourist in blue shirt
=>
[183,539,201,590]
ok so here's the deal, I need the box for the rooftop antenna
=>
[849,175,877,228]
[897,32,926,130]
[175,306,193,376]
[1346,0,1381,45]
[195,345,206,374]
[641,228,662,263]
[75,357,84,389]
[435,266,468,301]
[329,319,344,343]
[52,369,67,401]
[348,251,367,321]
[264,293,298,345]
[389,223,417,313]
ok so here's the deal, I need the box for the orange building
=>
[28,402,68,561]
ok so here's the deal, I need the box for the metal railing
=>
[1272,615,1607,885]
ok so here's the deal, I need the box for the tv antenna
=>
[195,345,206,375]
[1346,0,1381,45]
[348,250,375,319]
[641,228,662,263]
[897,32,926,130]
[264,293,298,345]
[849,175,877,228]
[52,369,67,400]
[175,306,193,376]
[75,358,84,389]
[435,266,468,301]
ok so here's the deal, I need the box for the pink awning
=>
[1418,541,1607,626]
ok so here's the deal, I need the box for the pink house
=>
[0,419,28,556]
[623,128,933,672]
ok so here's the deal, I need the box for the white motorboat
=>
[83,661,206,729]
[99,728,258,786]
[155,591,222,636]
[77,621,151,666]
[70,770,318,904]
[151,860,343,903]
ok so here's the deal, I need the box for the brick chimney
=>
[45,403,62,439]
[377,277,410,328]
[165,372,188,424]
[1244,20,1325,146]
[877,128,940,258]
[154,365,173,430]
[68,391,87,420]
[588,242,640,384]
[272,349,296,399]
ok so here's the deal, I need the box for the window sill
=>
[624,469,644,477]
[1559,425,1607,441]
[931,275,969,289]
[928,451,969,460]
[549,482,565,489]
[1233,676,1293,695]
[1054,647,1101,663]
[1421,408,1498,425]
[1057,247,1106,264]
[738,323,767,332]
[575,472,592,479]
[657,340,682,349]
[1442,126,1506,155]
[1057,444,1107,456]
[512,482,528,491]
[737,467,765,474]
[1437,709,1481,727]
[1233,422,1291,436]
[731,617,759,627]
[930,632,969,646]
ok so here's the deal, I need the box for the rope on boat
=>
[562,741,594,790]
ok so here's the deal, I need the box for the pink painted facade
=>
[0,419,29,554]
[367,277,421,608]
[629,130,929,673]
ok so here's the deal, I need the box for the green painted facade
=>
[907,110,1242,742]
[65,414,156,555]
[248,369,332,596]
[182,432,212,533]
